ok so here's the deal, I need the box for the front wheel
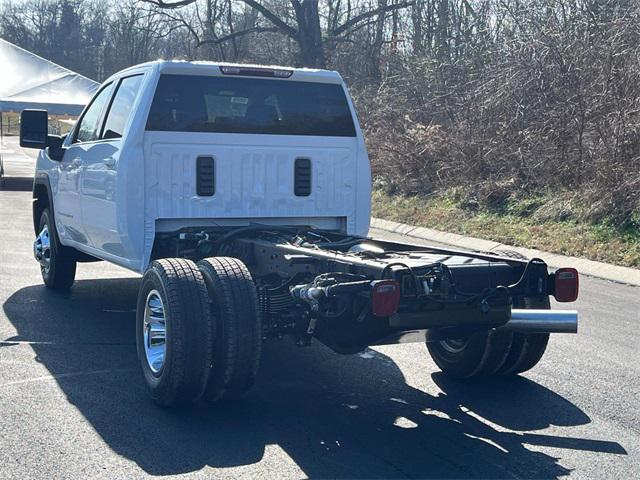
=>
[35,208,76,290]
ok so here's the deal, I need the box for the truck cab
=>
[29,61,371,273]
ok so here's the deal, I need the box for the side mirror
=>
[20,110,49,149]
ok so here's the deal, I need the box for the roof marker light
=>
[219,66,293,78]
[220,66,241,75]
[273,69,293,78]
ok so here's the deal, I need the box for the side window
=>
[75,84,113,143]
[101,75,143,140]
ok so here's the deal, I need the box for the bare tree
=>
[2,0,638,227]
[142,0,413,67]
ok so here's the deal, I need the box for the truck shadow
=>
[2,278,627,478]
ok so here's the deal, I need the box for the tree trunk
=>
[294,0,325,68]
[436,0,449,62]
[368,0,388,80]
[412,0,424,54]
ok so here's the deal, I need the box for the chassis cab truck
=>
[21,61,579,406]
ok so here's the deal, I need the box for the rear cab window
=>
[146,74,356,137]
[101,75,144,140]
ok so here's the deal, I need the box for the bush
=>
[354,2,640,230]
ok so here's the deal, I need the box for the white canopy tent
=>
[0,38,99,115]
[0,38,99,179]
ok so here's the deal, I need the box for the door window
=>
[101,75,143,140]
[74,84,113,143]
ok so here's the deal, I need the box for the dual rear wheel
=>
[136,257,261,406]
[426,250,551,378]
[426,295,551,378]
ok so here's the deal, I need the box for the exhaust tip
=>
[499,309,578,334]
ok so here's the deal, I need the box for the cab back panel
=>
[143,132,359,231]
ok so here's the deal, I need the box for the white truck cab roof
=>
[107,60,345,85]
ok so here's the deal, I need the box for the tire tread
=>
[137,258,212,406]
[39,209,76,290]
[198,257,261,402]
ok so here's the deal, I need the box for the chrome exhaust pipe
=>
[499,309,578,334]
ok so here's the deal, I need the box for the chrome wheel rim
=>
[143,290,167,374]
[33,225,51,274]
[440,338,468,354]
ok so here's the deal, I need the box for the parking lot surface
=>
[1,136,638,478]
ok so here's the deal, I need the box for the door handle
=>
[104,157,116,168]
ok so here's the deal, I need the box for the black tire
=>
[427,329,514,378]
[497,295,550,375]
[426,248,553,378]
[136,258,212,406]
[37,208,76,290]
[493,250,551,375]
[197,257,262,402]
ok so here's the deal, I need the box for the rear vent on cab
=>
[294,158,312,197]
[196,156,215,196]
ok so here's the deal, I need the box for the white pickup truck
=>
[21,61,579,407]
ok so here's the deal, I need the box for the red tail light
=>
[554,268,579,302]
[371,280,401,317]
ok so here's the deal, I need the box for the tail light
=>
[554,268,579,302]
[371,280,401,317]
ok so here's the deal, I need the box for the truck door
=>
[55,83,113,246]
[80,74,143,257]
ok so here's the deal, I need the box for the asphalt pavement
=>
[0,135,638,479]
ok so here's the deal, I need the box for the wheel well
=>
[33,183,49,235]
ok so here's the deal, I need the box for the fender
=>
[32,173,100,263]
[32,173,55,236]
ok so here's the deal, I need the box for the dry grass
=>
[372,190,640,268]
